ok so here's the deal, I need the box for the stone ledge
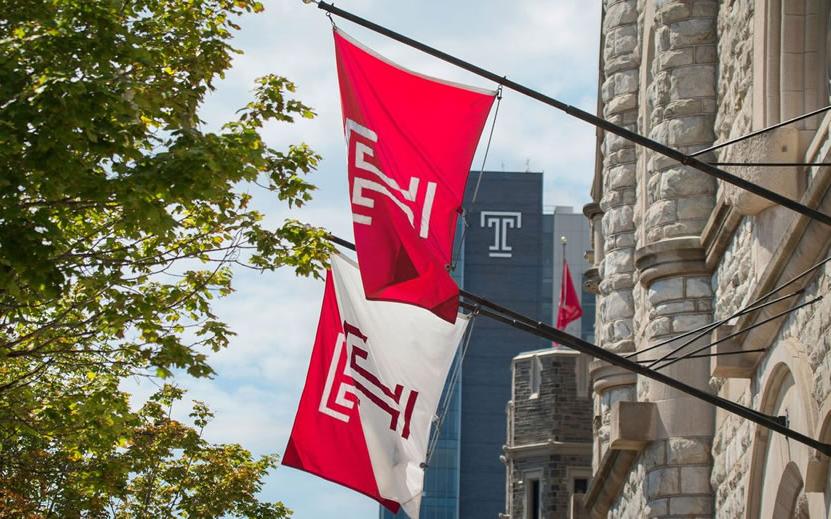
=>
[502,439,592,460]
[610,401,658,450]
[710,324,763,378]
[583,447,639,519]
[583,201,603,219]
[718,127,800,216]
[635,237,709,287]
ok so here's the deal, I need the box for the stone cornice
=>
[582,202,603,220]
[589,359,636,393]
[634,237,709,287]
[502,439,592,459]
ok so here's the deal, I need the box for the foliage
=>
[1,385,290,519]
[0,0,332,516]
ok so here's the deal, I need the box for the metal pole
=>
[691,104,831,157]
[458,300,830,455]
[326,235,831,456]
[313,1,831,228]
[558,235,567,335]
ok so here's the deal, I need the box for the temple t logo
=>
[480,211,522,258]
[346,119,438,240]
[318,321,419,439]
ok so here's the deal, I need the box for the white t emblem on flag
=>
[283,253,469,518]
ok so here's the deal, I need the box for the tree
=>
[0,0,332,516]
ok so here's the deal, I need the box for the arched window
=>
[744,341,817,518]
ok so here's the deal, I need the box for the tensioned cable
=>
[450,87,503,271]
[455,299,821,450]
[311,1,831,227]
[635,348,767,364]
[425,311,478,465]
[652,295,824,371]
[709,162,831,167]
[627,289,803,361]
[691,104,831,157]
[325,235,831,455]
[628,253,831,360]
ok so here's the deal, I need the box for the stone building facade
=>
[583,0,831,517]
[502,348,593,519]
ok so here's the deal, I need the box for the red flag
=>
[333,29,496,323]
[283,254,469,518]
[282,270,398,513]
[556,259,583,330]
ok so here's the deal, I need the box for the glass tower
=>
[380,174,593,518]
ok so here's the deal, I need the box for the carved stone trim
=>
[701,198,742,271]
[635,237,709,287]
[710,324,764,378]
[589,359,636,393]
[582,202,603,220]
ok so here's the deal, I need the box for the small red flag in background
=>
[333,28,496,323]
[556,259,583,330]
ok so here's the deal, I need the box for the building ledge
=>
[710,324,764,378]
[610,401,657,450]
[583,402,656,518]
[583,448,639,519]
[503,439,592,459]
[582,202,603,220]
[590,359,636,393]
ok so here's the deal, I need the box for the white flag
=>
[283,253,469,518]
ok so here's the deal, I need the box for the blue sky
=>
[131,1,602,517]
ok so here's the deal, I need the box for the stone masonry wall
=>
[613,1,719,517]
[709,2,831,516]
[710,263,831,517]
[512,354,593,445]
[592,0,831,516]
[608,438,713,518]
[509,453,593,519]
[508,352,593,519]
[595,0,642,469]
[644,0,718,244]
[707,3,759,516]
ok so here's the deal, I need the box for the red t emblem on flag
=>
[333,29,496,322]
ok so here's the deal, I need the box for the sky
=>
[129,1,602,517]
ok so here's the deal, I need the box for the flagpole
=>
[309,1,831,228]
[325,235,831,456]
[560,235,567,327]
[556,235,568,344]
